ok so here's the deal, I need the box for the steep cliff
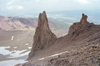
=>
[29,11,57,58]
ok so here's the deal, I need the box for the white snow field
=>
[0,60,27,66]
[0,46,30,58]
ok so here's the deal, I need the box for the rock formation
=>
[22,13,100,66]
[29,11,57,58]
[80,13,88,24]
[68,13,95,38]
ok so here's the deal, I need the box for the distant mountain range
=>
[0,16,37,30]
[0,16,70,31]
[0,10,100,31]
[2,10,100,24]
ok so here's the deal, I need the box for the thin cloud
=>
[0,0,100,16]
[7,0,16,5]
[75,0,90,4]
[7,5,23,10]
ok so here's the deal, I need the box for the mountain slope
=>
[22,31,100,66]
[21,12,100,66]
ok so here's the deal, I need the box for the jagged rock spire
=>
[37,11,50,31]
[68,13,93,37]
[80,13,88,24]
[29,11,57,58]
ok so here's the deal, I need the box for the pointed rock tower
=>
[68,13,94,37]
[29,11,57,58]
[80,13,88,24]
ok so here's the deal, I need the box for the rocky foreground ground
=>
[21,31,100,66]
[19,11,100,66]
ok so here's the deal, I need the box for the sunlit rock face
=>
[29,11,57,58]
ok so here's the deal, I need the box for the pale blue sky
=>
[0,0,100,16]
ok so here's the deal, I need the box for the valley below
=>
[0,14,68,66]
[0,29,68,66]
[0,30,34,66]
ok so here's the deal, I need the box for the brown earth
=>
[20,12,100,66]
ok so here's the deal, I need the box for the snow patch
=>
[5,46,10,48]
[14,46,17,49]
[11,36,14,40]
[0,60,27,66]
[9,49,27,58]
[38,51,68,60]
[28,47,32,49]
[0,46,29,58]
[0,46,11,55]
[20,51,30,56]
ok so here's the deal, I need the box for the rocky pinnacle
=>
[68,13,94,37]
[29,11,57,58]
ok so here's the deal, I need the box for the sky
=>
[0,0,100,16]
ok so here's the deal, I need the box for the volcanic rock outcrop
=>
[68,14,100,40]
[68,13,89,36]
[29,11,57,58]
[22,13,100,66]
[80,13,88,24]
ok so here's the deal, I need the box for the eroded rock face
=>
[29,11,57,58]
[68,13,94,37]
[80,13,88,24]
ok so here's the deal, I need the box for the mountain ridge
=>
[21,11,100,66]
[0,15,70,31]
